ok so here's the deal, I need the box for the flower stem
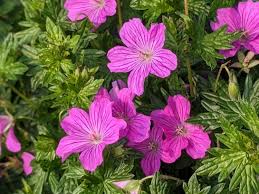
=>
[184,0,189,15]
[214,61,231,92]
[186,59,195,97]
[140,174,184,185]
[117,0,123,28]
[183,0,194,97]
[8,84,31,104]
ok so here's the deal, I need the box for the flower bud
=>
[228,71,239,100]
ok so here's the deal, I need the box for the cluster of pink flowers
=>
[56,80,211,175]
[211,0,259,58]
[56,0,213,176]
[0,115,34,176]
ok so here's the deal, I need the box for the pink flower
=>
[56,98,126,171]
[114,180,139,194]
[64,0,117,27]
[21,152,35,176]
[211,0,259,58]
[96,80,150,142]
[128,127,163,176]
[107,18,178,96]
[151,95,211,163]
[0,115,21,155]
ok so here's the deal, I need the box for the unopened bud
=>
[228,71,239,100]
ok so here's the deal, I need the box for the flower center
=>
[95,0,105,8]
[175,125,188,136]
[148,141,159,152]
[139,50,153,63]
[90,132,102,145]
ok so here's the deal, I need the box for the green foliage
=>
[0,34,28,81]
[48,67,103,112]
[193,26,240,69]
[149,173,168,194]
[196,118,259,194]
[183,174,211,194]
[130,0,173,24]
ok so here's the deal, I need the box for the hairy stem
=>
[141,174,184,184]
[214,61,230,92]
[186,58,195,97]
[183,0,194,97]
[184,0,189,15]
[8,84,31,104]
[117,0,123,28]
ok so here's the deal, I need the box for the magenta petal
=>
[64,0,116,26]
[116,88,135,103]
[21,152,35,176]
[141,152,161,176]
[95,87,111,101]
[79,144,105,171]
[238,0,259,38]
[114,180,138,194]
[61,108,92,136]
[151,110,179,135]
[161,137,188,163]
[219,44,240,58]
[185,124,211,159]
[119,18,149,49]
[0,115,12,134]
[102,0,117,16]
[109,80,134,101]
[148,23,166,49]
[246,37,259,54]
[210,8,240,32]
[127,114,151,143]
[56,136,88,161]
[102,118,126,144]
[127,65,150,96]
[151,49,178,78]
[6,127,21,153]
[107,46,140,73]
[165,95,191,122]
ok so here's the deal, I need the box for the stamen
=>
[175,125,188,136]
[148,141,158,152]
[91,132,102,144]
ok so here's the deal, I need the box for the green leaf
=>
[0,34,28,81]
[35,135,56,162]
[194,26,240,69]
[149,173,168,194]
[183,173,211,194]
[130,0,173,24]
[196,118,259,194]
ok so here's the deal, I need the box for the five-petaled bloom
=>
[211,0,259,58]
[96,80,150,142]
[0,115,21,155]
[128,126,163,175]
[21,152,35,176]
[107,18,178,96]
[151,95,211,163]
[56,98,126,171]
[64,0,117,27]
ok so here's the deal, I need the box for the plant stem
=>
[184,0,189,15]
[8,84,31,104]
[183,0,194,97]
[186,58,194,97]
[140,174,184,184]
[117,0,123,28]
[214,61,230,92]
